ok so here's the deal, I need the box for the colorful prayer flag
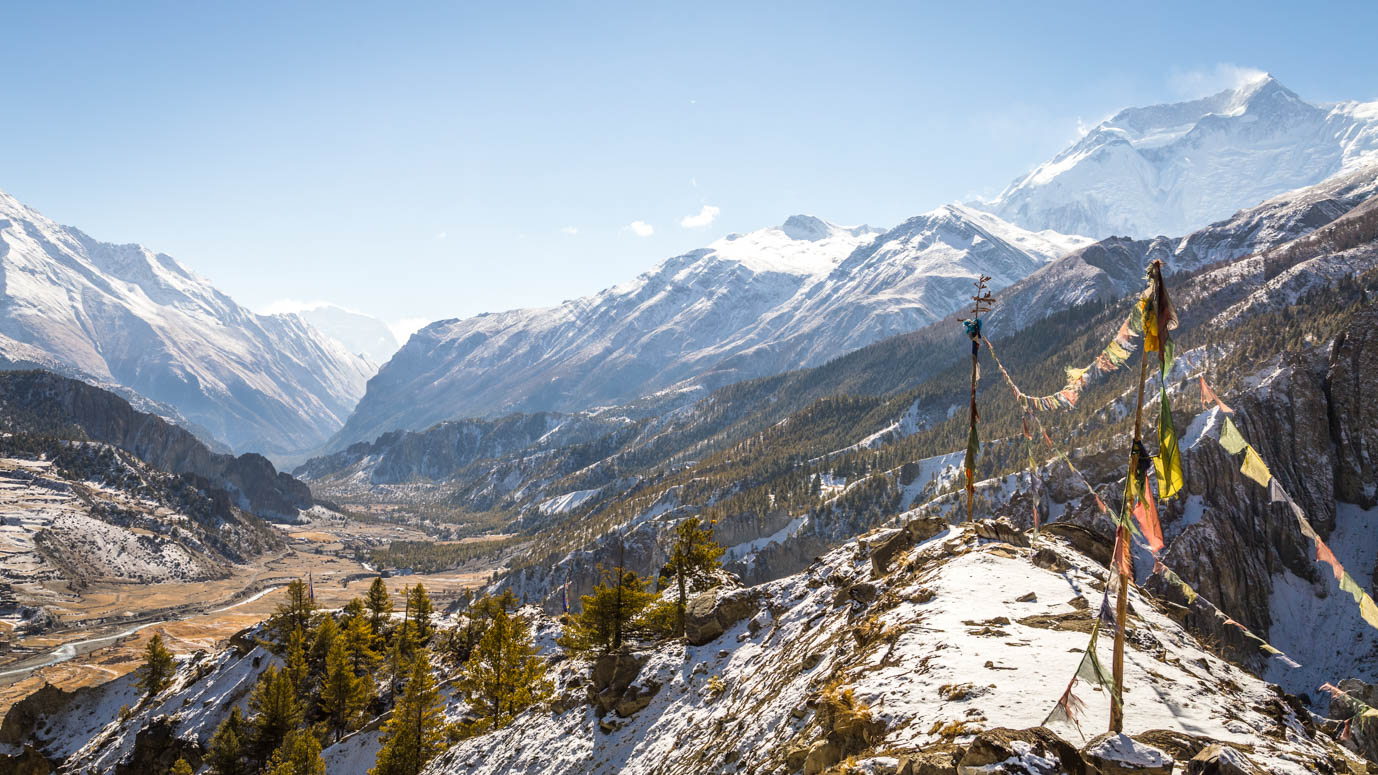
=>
[1200,377,1233,414]
[1240,445,1272,487]
[1132,472,1165,554]
[1218,416,1248,454]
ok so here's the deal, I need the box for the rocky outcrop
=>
[1185,744,1264,775]
[1082,733,1173,775]
[956,727,1093,775]
[1328,305,1378,509]
[684,587,759,646]
[0,746,54,775]
[871,516,949,577]
[112,716,201,775]
[0,683,76,746]
[0,371,311,521]
[587,650,657,718]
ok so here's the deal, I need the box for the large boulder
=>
[972,518,1030,548]
[1082,732,1173,775]
[1185,744,1263,775]
[872,516,950,577]
[588,650,649,716]
[958,727,1093,774]
[684,587,759,646]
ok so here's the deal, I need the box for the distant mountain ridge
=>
[0,369,313,522]
[987,76,1378,239]
[0,187,373,457]
[332,208,1089,448]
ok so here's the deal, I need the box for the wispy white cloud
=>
[679,205,720,229]
[1168,63,1268,99]
[388,317,430,343]
[625,220,655,237]
[434,231,448,240]
[560,226,579,236]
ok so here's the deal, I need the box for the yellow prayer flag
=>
[1361,595,1378,631]
[1240,445,1272,487]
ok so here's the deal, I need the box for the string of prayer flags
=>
[1200,378,1378,635]
[982,347,1304,670]
[999,306,1144,411]
[1146,261,1184,500]
[1320,683,1378,741]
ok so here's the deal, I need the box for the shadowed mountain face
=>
[0,188,372,458]
[0,370,311,522]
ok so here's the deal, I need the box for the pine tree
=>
[248,665,304,766]
[137,632,176,698]
[386,636,408,697]
[365,577,393,635]
[343,604,382,675]
[310,615,340,670]
[370,649,447,775]
[406,584,434,646]
[557,568,656,654]
[455,605,552,735]
[320,637,373,741]
[263,729,326,775]
[207,706,247,775]
[170,758,194,775]
[274,579,316,647]
[664,517,724,636]
[285,627,310,696]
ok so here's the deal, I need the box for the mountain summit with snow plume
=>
[987,75,1378,239]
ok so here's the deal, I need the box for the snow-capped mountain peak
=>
[332,206,1087,448]
[987,76,1378,239]
[0,185,373,457]
[702,215,883,276]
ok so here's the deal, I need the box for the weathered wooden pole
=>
[963,276,995,522]
[1110,262,1160,733]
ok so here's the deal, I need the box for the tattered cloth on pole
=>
[1142,265,1183,500]
[980,351,1303,672]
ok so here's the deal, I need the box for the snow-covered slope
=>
[275,302,399,368]
[334,211,1089,448]
[987,75,1378,239]
[0,187,373,457]
[427,525,1350,775]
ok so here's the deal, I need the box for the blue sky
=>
[3,1,1377,340]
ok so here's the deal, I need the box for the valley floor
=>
[0,515,496,715]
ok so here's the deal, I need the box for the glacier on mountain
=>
[987,75,1378,239]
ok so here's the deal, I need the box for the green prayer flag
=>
[1218,416,1248,455]
[1155,385,1184,499]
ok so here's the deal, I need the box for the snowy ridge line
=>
[980,336,1302,671]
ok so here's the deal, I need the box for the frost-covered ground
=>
[426,523,1344,775]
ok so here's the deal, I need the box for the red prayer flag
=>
[1132,472,1165,555]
